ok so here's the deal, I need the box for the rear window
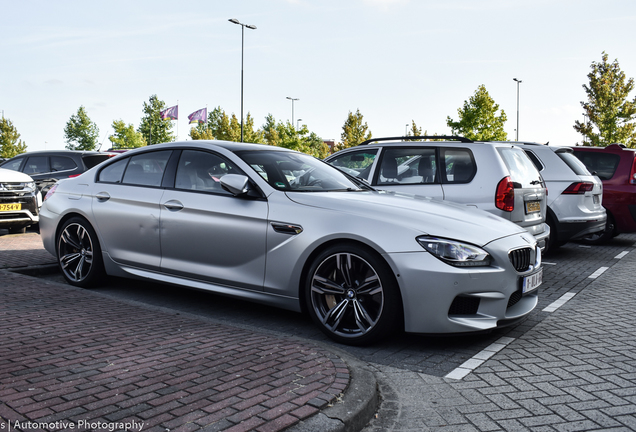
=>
[83,154,113,169]
[573,151,620,180]
[557,151,591,176]
[497,147,542,187]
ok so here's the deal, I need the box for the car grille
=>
[509,247,532,272]
[448,296,480,315]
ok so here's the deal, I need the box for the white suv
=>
[0,168,41,234]
[514,143,606,250]
[325,136,550,250]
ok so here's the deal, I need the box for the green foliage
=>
[446,85,508,141]
[64,106,100,151]
[190,107,263,143]
[405,120,423,141]
[0,117,27,158]
[336,109,372,151]
[137,95,175,145]
[109,120,147,149]
[262,115,329,158]
[574,52,636,147]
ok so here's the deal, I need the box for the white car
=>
[0,167,40,234]
[516,143,606,250]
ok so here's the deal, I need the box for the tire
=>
[544,214,561,254]
[580,213,615,245]
[57,217,105,288]
[305,244,402,345]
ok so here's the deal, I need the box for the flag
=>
[188,108,207,124]
[160,105,178,120]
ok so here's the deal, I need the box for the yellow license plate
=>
[525,201,541,214]
[0,203,22,211]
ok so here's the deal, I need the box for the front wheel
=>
[57,217,105,288]
[305,244,402,345]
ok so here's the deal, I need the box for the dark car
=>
[0,150,115,195]
[571,144,636,243]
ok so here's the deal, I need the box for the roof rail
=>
[358,136,473,146]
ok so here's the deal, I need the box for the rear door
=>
[370,147,444,198]
[92,150,172,271]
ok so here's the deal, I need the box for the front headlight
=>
[417,236,491,267]
[25,182,37,193]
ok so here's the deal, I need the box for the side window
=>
[175,150,240,194]
[98,158,128,183]
[122,151,172,187]
[441,148,476,184]
[523,150,544,172]
[1,158,24,171]
[573,151,620,180]
[377,147,437,185]
[328,150,378,181]
[51,156,77,172]
[23,156,50,174]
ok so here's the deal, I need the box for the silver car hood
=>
[285,190,527,246]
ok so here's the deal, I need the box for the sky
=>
[2,0,636,152]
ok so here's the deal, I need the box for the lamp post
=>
[513,78,522,141]
[286,97,299,127]
[229,18,257,142]
[297,118,302,130]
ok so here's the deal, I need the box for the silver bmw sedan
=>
[40,141,542,345]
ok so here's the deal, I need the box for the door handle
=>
[95,192,110,202]
[163,200,184,211]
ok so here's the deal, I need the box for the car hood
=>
[0,168,34,183]
[285,190,528,247]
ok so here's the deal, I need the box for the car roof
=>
[131,140,293,153]
[7,150,107,157]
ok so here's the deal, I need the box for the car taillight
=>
[44,184,58,202]
[495,176,514,212]
[563,182,594,194]
[630,158,636,184]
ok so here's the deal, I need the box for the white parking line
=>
[589,266,609,279]
[615,251,630,259]
[542,262,557,266]
[444,336,515,380]
[543,292,576,312]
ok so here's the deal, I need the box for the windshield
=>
[237,150,366,192]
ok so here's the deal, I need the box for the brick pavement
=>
[0,233,354,432]
[363,234,636,431]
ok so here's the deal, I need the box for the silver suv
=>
[0,167,41,234]
[325,136,550,250]
[514,143,606,250]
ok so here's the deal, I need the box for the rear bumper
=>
[531,223,550,252]
[554,216,607,242]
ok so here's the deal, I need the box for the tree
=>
[574,52,636,147]
[109,120,146,149]
[405,120,423,141]
[262,115,329,158]
[446,85,508,141]
[138,95,175,145]
[190,106,263,143]
[336,109,372,151]
[64,106,100,151]
[0,117,27,158]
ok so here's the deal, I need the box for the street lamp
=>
[286,97,299,127]
[229,18,257,142]
[297,118,303,130]
[513,78,522,141]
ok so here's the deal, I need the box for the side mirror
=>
[220,174,250,196]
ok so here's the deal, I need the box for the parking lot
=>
[1,229,635,430]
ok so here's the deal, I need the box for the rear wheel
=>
[581,213,615,245]
[57,217,105,288]
[305,244,402,345]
